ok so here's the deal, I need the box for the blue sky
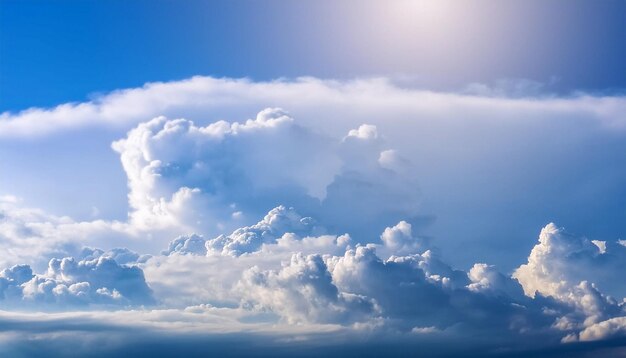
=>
[2,0,626,111]
[2,1,626,357]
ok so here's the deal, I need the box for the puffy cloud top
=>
[0,252,154,308]
[110,109,422,248]
[206,206,323,256]
[110,108,341,235]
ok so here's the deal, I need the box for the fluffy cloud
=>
[237,253,376,324]
[0,196,147,271]
[0,207,151,308]
[4,190,625,348]
[0,107,421,270]
[205,206,324,256]
[142,207,626,347]
[514,224,626,327]
[0,252,154,308]
[162,234,207,256]
[143,207,561,339]
[379,220,424,256]
[467,263,526,299]
[513,223,626,340]
[577,317,626,342]
[0,198,88,270]
[110,108,339,234]
[110,109,421,247]
[1,199,626,352]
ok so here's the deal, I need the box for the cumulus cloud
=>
[162,234,207,256]
[467,263,525,299]
[238,253,376,324]
[109,109,421,247]
[379,220,424,256]
[513,223,626,340]
[514,224,626,326]
[577,317,626,342]
[140,208,559,339]
[110,108,340,235]
[0,107,421,269]
[345,124,379,140]
[4,183,625,349]
[141,208,626,348]
[205,206,324,256]
[0,252,153,308]
[1,198,625,352]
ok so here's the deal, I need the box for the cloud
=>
[144,206,352,309]
[345,124,379,140]
[467,263,525,299]
[237,253,376,324]
[0,197,143,271]
[577,317,626,342]
[162,234,207,256]
[514,223,626,300]
[379,220,424,256]
[3,186,625,348]
[5,75,626,274]
[144,208,562,339]
[110,108,340,235]
[141,208,626,348]
[205,206,324,257]
[0,199,83,269]
[0,253,154,308]
[109,108,422,247]
[2,76,626,139]
[3,76,626,354]
[514,223,626,330]
[0,200,625,353]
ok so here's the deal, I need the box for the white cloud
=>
[345,124,378,140]
[237,253,376,324]
[379,220,423,256]
[205,206,323,257]
[110,109,342,236]
[1,200,625,351]
[2,76,626,139]
[577,317,626,342]
[0,199,145,270]
[107,109,421,249]
[467,263,525,299]
[514,223,626,327]
[141,211,626,345]
[162,234,207,256]
[0,252,154,308]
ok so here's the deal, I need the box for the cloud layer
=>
[4,76,626,274]
[1,78,626,355]
[3,76,626,138]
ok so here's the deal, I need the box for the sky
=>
[1,0,626,356]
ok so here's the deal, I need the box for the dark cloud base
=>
[2,328,626,358]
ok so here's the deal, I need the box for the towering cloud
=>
[110,109,422,247]
[514,223,626,340]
